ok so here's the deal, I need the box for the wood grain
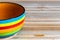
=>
[1,0,60,2]
[14,1,60,40]
[0,1,60,40]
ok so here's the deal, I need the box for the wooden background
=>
[0,0,60,40]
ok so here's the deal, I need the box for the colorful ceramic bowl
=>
[0,2,25,38]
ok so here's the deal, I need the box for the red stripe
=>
[0,19,24,30]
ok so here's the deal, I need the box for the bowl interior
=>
[0,2,24,20]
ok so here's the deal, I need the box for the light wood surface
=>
[0,1,60,40]
[1,0,60,2]
[11,1,60,40]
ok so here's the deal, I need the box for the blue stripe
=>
[0,13,25,24]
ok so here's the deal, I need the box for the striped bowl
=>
[0,2,25,38]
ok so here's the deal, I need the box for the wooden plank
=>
[26,7,60,11]
[11,38,60,40]
[11,30,60,40]
[1,0,60,2]
[0,1,60,40]
[23,26,60,30]
[14,34,60,38]
[17,0,60,2]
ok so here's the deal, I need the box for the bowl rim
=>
[0,2,25,20]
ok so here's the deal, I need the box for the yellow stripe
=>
[0,23,24,33]
[0,16,25,27]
